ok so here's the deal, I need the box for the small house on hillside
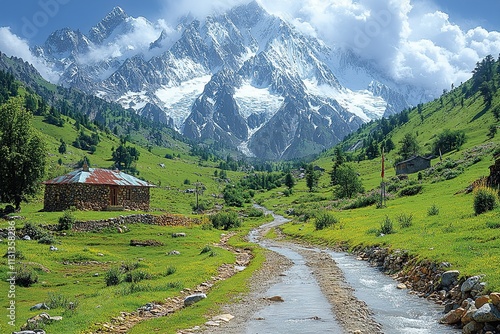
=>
[395,155,431,175]
[43,162,155,212]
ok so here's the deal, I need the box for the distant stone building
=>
[395,156,431,175]
[488,156,500,187]
[43,162,155,212]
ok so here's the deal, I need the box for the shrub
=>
[398,185,423,197]
[210,211,241,230]
[105,267,122,286]
[46,292,79,311]
[200,245,212,254]
[343,191,379,209]
[314,211,339,230]
[247,207,264,217]
[379,216,395,235]
[474,187,498,215]
[486,221,500,229]
[58,210,75,231]
[37,234,56,245]
[124,270,151,283]
[121,261,139,272]
[166,266,177,276]
[427,204,440,216]
[15,265,39,287]
[397,213,414,228]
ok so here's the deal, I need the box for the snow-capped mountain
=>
[32,1,427,160]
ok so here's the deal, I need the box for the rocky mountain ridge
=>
[31,1,428,160]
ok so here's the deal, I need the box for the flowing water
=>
[244,207,461,334]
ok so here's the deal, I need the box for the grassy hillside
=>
[255,56,500,291]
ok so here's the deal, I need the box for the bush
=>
[105,267,122,286]
[37,234,56,245]
[210,211,241,230]
[486,221,500,229]
[343,191,379,209]
[124,270,151,283]
[314,211,339,230]
[15,265,39,287]
[247,207,264,217]
[58,210,75,231]
[428,204,440,216]
[398,185,423,197]
[166,266,177,276]
[474,187,498,215]
[397,213,414,228]
[46,292,78,311]
[200,245,212,254]
[379,216,395,235]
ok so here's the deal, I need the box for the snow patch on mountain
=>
[234,80,284,119]
[155,75,212,127]
[303,79,386,121]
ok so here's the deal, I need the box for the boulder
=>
[29,303,50,311]
[267,296,284,302]
[462,305,477,325]
[440,270,460,288]
[490,293,500,306]
[462,321,483,334]
[461,276,481,293]
[397,283,407,290]
[172,233,186,238]
[168,250,181,255]
[13,331,46,334]
[473,303,500,323]
[440,307,465,324]
[475,295,491,309]
[21,313,62,330]
[184,293,207,306]
[23,235,31,240]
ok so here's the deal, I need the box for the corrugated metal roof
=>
[43,168,155,187]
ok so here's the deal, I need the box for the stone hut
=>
[488,156,500,187]
[43,162,155,212]
[395,155,431,175]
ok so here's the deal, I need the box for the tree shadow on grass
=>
[470,104,490,123]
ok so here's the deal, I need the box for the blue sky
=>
[1,0,499,44]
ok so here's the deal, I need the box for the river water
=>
[244,207,460,334]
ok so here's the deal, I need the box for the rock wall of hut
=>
[43,184,150,212]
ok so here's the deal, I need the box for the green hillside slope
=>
[256,55,500,290]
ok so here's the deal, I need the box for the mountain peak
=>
[88,6,129,44]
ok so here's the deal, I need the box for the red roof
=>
[43,168,155,187]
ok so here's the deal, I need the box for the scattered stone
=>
[473,303,500,322]
[204,321,220,327]
[97,253,104,257]
[267,296,284,302]
[13,331,46,334]
[93,273,99,277]
[172,232,186,238]
[440,270,460,288]
[440,307,465,324]
[184,293,207,306]
[461,276,481,293]
[168,250,181,255]
[49,245,58,251]
[129,239,164,247]
[21,313,62,330]
[212,314,234,322]
[23,235,31,240]
[29,303,50,311]
[397,283,407,290]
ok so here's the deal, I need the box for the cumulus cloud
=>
[0,26,60,82]
[158,0,251,22]
[254,0,500,94]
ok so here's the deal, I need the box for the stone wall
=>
[69,213,199,232]
[43,184,150,212]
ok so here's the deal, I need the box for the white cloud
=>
[255,0,500,95]
[0,26,60,83]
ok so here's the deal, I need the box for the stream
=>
[244,207,461,334]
